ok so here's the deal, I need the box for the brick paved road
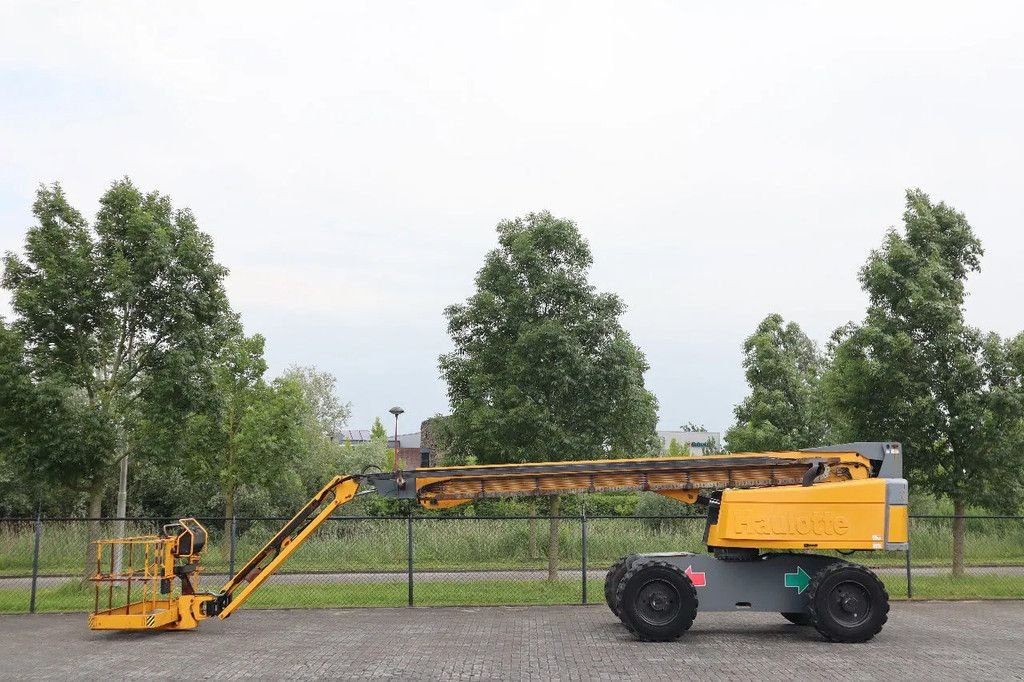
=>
[1,602,1022,680]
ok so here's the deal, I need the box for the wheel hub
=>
[827,581,871,626]
[840,594,863,614]
[636,579,680,626]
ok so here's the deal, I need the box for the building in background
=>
[332,427,436,469]
[332,429,398,449]
[656,430,721,455]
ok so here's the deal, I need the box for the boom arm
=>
[363,448,879,509]
[214,475,359,618]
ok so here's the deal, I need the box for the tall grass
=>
[2,516,1024,578]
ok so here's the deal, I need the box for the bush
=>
[634,492,702,530]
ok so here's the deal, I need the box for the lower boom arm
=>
[211,476,360,618]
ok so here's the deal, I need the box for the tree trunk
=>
[547,495,560,582]
[952,498,966,578]
[83,480,105,580]
[223,489,235,561]
[528,498,539,560]
[112,452,129,576]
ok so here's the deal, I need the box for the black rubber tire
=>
[781,611,812,626]
[606,555,642,618]
[807,562,889,643]
[604,556,632,614]
[614,560,698,641]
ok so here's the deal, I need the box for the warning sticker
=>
[684,565,707,587]
[784,566,810,594]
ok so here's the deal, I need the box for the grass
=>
[0,579,590,613]
[3,516,1024,577]
[882,574,1024,600]
[2,574,1021,614]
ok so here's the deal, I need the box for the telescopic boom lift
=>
[89,442,907,642]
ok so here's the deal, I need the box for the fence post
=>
[581,508,588,605]
[905,522,913,599]
[29,508,42,614]
[229,516,237,578]
[407,513,414,607]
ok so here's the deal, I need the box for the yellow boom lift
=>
[89,442,907,642]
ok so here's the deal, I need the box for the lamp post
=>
[389,406,404,472]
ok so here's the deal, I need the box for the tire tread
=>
[614,559,698,642]
[807,562,889,643]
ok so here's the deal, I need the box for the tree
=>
[369,417,393,469]
[666,438,690,457]
[282,365,352,490]
[0,318,113,516]
[183,333,308,552]
[823,189,1024,575]
[349,420,402,516]
[2,180,232,522]
[283,365,352,437]
[724,314,829,452]
[702,434,723,455]
[420,415,454,465]
[370,417,388,441]
[439,211,659,579]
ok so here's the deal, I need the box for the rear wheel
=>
[781,611,812,626]
[807,563,889,642]
[614,560,698,641]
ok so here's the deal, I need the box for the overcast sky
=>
[2,1,1022,437]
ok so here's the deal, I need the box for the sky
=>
[1,1,1022,436]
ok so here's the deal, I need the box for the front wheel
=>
[807,563,889,642]
[614,560,698,641]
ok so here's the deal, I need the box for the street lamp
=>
[389,406,404,472]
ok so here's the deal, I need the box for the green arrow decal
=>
[784,566,810,594]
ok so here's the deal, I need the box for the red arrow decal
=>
[684,565,707,587]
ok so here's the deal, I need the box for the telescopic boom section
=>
[363,450,876,509]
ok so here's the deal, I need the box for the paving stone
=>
[0,602,1022,680]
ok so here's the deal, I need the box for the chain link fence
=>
[2,514,1022,613]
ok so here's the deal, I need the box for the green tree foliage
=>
[182,333,308,551]
[702,435,723,455]
[369,416,393,470]
[284,364,352,436]
[439,211,659,578]
[724,314,829,452]
[666,438,690,457]
[823,189,1024,575]
[282,365,352,490]
[0,319,114,515]
[634,492,696,530]
[420,414,455,465]
[2,181,232,520]
[370,417,388,441]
